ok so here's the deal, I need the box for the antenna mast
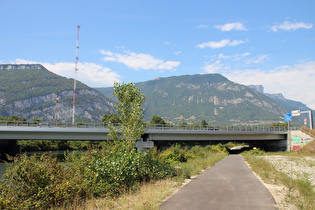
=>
[55,93,59,125]
[72,25,80,125]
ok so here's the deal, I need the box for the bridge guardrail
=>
[145,124,293,132]
[0,121,298,132]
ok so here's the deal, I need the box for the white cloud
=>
[233,52,250,61]
[202,61,224,73]
[215,22,247,31]
[242,52,250,56]
[100,50,180,71]
[271,21,313,32]
[197,39,247,49]
[209,53,266,69]
[196,24,208,29]
[245,54,269,64]
[174,51,182,55]
[230,40,246,46]
[218,53,230,59]
[216,52,250,61]
[221,61,315,110]
[14,59,38,64]
[11,59,120,87]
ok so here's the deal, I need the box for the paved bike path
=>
[160,155,277,210]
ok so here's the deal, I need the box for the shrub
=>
[160,144,189,164]
[189,145,206,158]
[224,142,235,150]
[1,141,232,209]
[18,140,71,151]
[242,148,265,156]
[0,153,87,209]
[0,142,176,209]
[67,141,176,197]
[205,144,227,153]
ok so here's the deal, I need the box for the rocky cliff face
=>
[0,64,115,122]
[3,89,115,122]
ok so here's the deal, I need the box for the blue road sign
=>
[284,113,292,121]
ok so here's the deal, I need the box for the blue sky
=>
[1,0,315,109]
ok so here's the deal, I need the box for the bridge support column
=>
[136,140,154,151]
[136,134,155,151]
[0,140,21,160]
[287,131,291,151]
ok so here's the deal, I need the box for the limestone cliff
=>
[0,64,115,122]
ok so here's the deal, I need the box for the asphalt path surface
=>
[160,155,277,210]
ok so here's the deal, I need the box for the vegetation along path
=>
[160,155,277,210]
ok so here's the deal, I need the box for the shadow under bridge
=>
[138,127,288,152]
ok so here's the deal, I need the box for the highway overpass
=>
[0,122,291,156]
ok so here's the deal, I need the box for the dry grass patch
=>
[301,127,315,137]
[73,178,182,210]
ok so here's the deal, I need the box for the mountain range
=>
[248,85,312,112]
[97,74,306,125]
[0,64,115,122]
[0,64,312,125]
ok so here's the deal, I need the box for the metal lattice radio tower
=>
[72,25,80,125]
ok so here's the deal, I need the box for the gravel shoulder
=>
[250,155,315,210]
[262,155,315,188]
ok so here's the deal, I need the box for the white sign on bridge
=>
[291,110,301,116]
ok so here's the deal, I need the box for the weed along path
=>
[160,155,277,210]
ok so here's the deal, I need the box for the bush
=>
[189,145,207,158]
[0,153,87,209]
[205,144,227,154]
[0,142,176,209]
[224,142,235,150]
[66,141,176,197]
[242,148,265,156]
[18,140,72,151]
[160,144,190,164]
[1,142,230,209]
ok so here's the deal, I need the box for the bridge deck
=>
[0,123,289,141]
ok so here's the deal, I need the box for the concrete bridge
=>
[0,122,293,156]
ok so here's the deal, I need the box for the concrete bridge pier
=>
[0,140,21,160]
[136,134,154,151]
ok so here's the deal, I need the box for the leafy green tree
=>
[150,115,166,125]
[102,113,121,124]
[76,121,87,126]
[179,122,188,127]
[31,118,42,122]
[112,82,146,148]
[0,116,26,121]
[270,122,288,127]
[201,120,208,126]
[30,118,42,124]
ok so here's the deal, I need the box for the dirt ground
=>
[257,155,315,210]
